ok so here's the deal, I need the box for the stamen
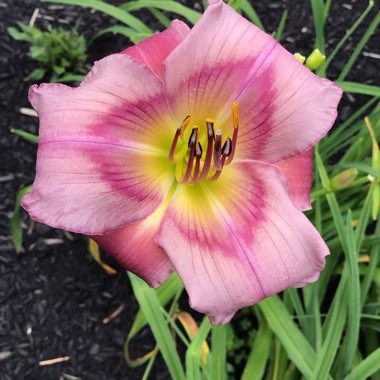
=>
[173,143,188,162]
[232,101,239,130]
[195,142,203,158]
[188,127,199,148]
[168,127,180,162]
[226,102,239,165]
[169,115,191,162]
[178,144,195,184]
[190,143,202,184]
[199,119,215,180]
[208,156,226,181]
[206,118,215,140]
[180,115,192,139]
[222,137,232,157]
[214,129,223,170]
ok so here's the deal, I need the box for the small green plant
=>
[8,22,88,81]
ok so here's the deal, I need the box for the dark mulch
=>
[0,0,379,379]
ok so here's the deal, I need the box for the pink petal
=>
[22,54,174,234]
[122,20,190,79]
[163,0,342,162]
[164,0,273,123]
[93,205,173,287]
[157,160,328,324]
[276,149,313,211]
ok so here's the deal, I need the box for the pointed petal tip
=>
[169,19,191,37]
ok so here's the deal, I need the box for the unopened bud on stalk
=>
[293,52,306,64]
[330,168,358,190]
[305,49,326,70]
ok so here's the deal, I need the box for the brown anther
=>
[195,142,203,158]
[213,129,223,170]
[206,118,215,140]
[188,127,198,148]
[222,137,232,157]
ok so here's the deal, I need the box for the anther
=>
[199,120,215,180]
[180,115,192,139]
[214,129,223,170]
[190,143,203,184]
[232,101,239,130]
[169,115,191,162]
[226,102,239,165]
[169,128,181,162]
[209,156,226,182]
[206,118,215,140]
[178,144,195,184]
[195,142,203,158]
[188,127,199,148]
[222,137,232,157]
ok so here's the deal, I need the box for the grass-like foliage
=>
[11,0,380,378]
[8,22,88,81]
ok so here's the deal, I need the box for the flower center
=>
[168,102,239,185]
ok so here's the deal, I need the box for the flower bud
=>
[330,168,358,190]
[293,52,306,64]
[305,49,326,70]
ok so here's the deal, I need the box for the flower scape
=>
[21,0,342,324]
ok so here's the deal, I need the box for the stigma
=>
[169,102,239,185]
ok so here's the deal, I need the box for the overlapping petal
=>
[163,0,342,163]
[157,160,328,324]
[122,20,190,79]
[276,149,313,210]
[93,202,173,287]
[164,0,274,125]
[22,54,175,234]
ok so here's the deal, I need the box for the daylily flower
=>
[22,0,342,324]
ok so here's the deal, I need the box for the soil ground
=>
[0,0,379,379]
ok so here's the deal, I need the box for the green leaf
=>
[29,45,46,59]
[43,0,152,33]
[227,0,243,9]
[9,185,32,254]
[149,8,171,28]
[341,212,361,374]
[310,272,348,380]
[7,26,30,41]
[318,0,374,76]
[119,0,201,25]
[210,325,227,380]
[128,273,185,380]
[344,348,380,380]
[53,73,85,83]
[128,272,184,338]
[274,10,288,42]
[310,0,326,53]
[239,0,264,30]
[25,68,46,81]
[361,217,380,305]
[337,81,380,97]
[259,295,316,378]
[339,162,380,178]
[185,317,212,380]
[241,321,272,380]
[10,128,38,143]
[338,11,380,81]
